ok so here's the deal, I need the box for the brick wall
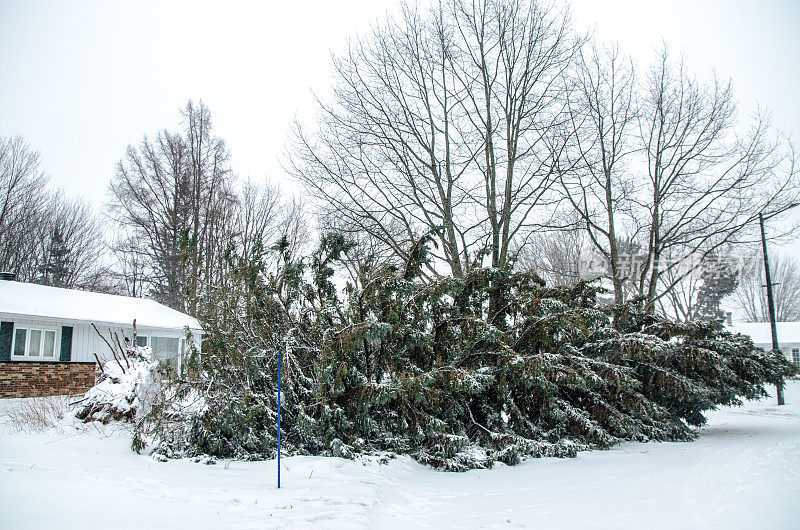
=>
[0,361,96,398]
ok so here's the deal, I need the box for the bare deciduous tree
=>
[289,0,581,319]
[559,46,799,312]
[733,252,800,322]
[108,102,309,311]
[632,48,798,312]
[657,247,741,322]
[559,43,636,304]
[0,136,105,288]
[231,180,309,276]
[111,235,148,298]
[517,225,584,287]
[34,198,105,289]
[0,136,49,276]
[108,100,234,312]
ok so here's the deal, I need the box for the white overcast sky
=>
[2,0,799,218]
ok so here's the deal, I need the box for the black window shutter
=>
[0,321,12,361]
[60,326,73,362]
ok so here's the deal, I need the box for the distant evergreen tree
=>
[695,252,739,321]
[42,227,71,287]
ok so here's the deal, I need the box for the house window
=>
[792,348,799,367]
[11,327,57,359]
[150,336,180,370]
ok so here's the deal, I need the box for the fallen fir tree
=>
[110,234,795,470]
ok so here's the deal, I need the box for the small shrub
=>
[0,395,71,433]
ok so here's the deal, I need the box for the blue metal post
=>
[277,345,281,488]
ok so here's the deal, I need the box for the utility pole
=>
[759,212,785,406]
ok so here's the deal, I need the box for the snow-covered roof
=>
[728,321,800,346]
[0,280,201,330]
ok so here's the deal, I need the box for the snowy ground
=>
[2,383,799,529]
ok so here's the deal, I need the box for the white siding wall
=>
[6,316,201,365]
[72,323,116,363]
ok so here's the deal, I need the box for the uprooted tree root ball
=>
[74,331,162,425]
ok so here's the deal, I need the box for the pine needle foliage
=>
[149,234,797,470]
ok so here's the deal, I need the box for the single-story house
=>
[729,321,800,368]
[0,274,202,398]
